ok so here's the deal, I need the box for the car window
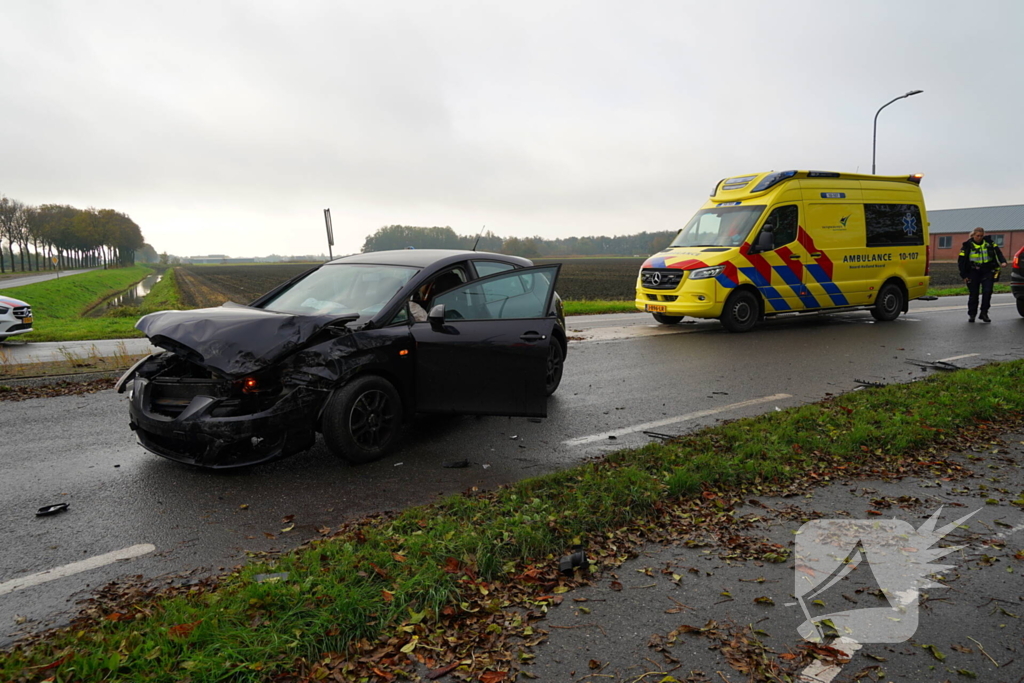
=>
[432,265,559,321]
[387,306,410,326]
[473,260,516,277]
[260,264,419,318]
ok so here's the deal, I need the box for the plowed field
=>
[174,260,976,309]
[175,264,317,308]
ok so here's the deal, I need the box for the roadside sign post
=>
[324,209,334,260]
[52,256,59,278]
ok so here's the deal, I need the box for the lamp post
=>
[872,90,923,175]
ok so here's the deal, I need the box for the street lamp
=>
[872,90,923,175]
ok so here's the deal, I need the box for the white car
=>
[0,295,33,341]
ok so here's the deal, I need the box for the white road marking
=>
[912,302,1013,313]
[563,394,793,446]
[0,544,156,596]
[937,353,979,363]
[797,638,861,683]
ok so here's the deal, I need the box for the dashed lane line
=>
[562,394,793,447]
[0,544,156,597]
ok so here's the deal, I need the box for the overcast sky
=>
[2,1,1021,257]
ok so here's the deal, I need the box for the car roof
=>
[327,249,533,269]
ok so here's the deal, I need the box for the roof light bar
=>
[751,170,797,193]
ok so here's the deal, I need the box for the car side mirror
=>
[428,304,445,330]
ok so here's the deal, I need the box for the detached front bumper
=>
[125,376,324,468]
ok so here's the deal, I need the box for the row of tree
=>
[361,225,676,257]
[0,195,151,273]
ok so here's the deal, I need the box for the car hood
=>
[0,296,29,308]
[642,247,740,270]
[136,305,355,378]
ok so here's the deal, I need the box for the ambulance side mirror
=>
[755,226,774,253]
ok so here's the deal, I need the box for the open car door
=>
[411,264,561,417]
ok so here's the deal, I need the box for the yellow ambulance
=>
[636,170,930,332]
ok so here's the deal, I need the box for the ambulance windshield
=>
[670,205,766,248]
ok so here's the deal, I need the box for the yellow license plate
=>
[22,316,32,324]
[645,304,667,313]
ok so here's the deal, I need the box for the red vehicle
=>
[1011,245,1024,316]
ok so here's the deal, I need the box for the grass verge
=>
[1,267,154,342]
[563,300,638,315]
[4,361,1024,682]
[927,283,1010,297]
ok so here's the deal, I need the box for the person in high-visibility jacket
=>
[958,227,1007,323]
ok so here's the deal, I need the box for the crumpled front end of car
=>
[122,353,326,468]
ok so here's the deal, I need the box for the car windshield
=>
[259,264,419,317]
[670,206,767,248]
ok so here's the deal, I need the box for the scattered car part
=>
[558,548,589,575]
[36,503,69,516]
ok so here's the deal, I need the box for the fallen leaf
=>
[168,620,201,639]
[426,662,459,679]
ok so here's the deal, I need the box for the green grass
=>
[563,299,639,315]
[0,267,181,342]
[4,360,1024,682]
[927,283,1010,297]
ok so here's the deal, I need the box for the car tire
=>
[870,282,904,322]
[323,375,403,465]
[1016,297,1024,317]
[720,290,759,333]
[545,340,565,396]
[652,313,684,325]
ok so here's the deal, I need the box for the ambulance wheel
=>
[720,290,759,333]
[870,282,904,322]
[1016,297,1024,317]
[652,313,683,325]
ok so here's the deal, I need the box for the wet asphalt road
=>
[2,294,1024,646]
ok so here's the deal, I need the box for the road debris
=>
[906,359,961,371]
[35,503,69,517]
[559,548,589,575]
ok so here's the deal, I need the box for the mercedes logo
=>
[650,272,662,285]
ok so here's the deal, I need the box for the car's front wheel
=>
[545,341,564,396]
[323,375,403,464]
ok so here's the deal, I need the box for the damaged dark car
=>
[116,250,565,469]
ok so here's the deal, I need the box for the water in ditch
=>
[86,273,163,317]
